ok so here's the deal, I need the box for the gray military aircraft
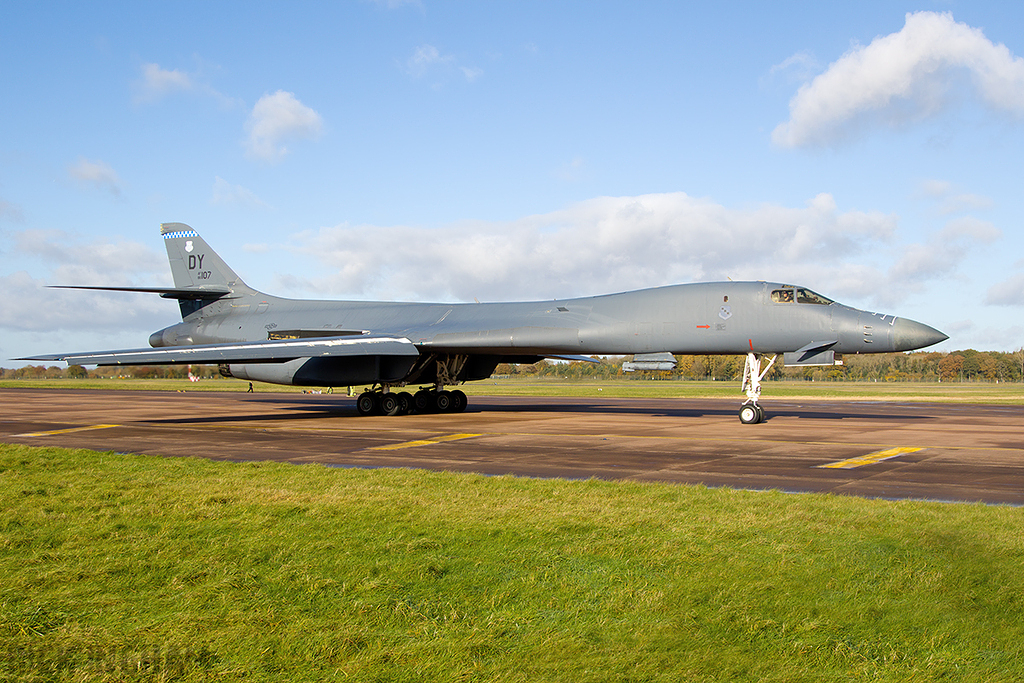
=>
[23,223,947,423]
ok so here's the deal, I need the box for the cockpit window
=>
[772,287,834,305]
[796,288,833,305]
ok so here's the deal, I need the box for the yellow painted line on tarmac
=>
[369,433,482,451]
[15,424,121,438]
[817,446,922,469]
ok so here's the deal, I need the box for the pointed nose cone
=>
[892,318,948,351]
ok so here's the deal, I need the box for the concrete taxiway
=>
[1,388,1021,504]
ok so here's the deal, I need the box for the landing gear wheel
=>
[755,404,766,423]
[379,393,400,416]
[396,392,413,415]
[450,390,467,413]
[739,402,762,425]
[434,390,453,413]
[413,389,433,413]
[356,392,378,416]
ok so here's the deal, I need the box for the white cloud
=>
[0,230,169,334]
[939,193,993,215]
[15,229,165,282]
[0,271,169,334]
[767,50,820,83]
[939,216,1001,243]
[985,272,1024,306]
[888,217,1001,288]
[773,11,1024,147]
[132,61,240,108]
[244,91,323,162]
[134,63,193,103]
[211,176,270,209]
[406,44,454,78]
[68,158,122,196]
[919,179,953,198]
[274,192,920,307]
[917,179,993,214]
[553,157,587,182]
[405,44,482,83]
[461,66,484,82]
[264,193,1002,313]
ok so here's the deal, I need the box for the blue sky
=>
[3,1,1023,363]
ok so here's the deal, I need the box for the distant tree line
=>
[0,365,222,380]
[3,349,1023,383]
[496,348,1024,383]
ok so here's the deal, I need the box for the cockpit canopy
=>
[771,287,834,305]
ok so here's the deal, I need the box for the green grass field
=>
[2,444,1023,681]
[2,377,1023,403]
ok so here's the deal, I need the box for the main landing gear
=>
[355,386,468,417]
[355,354,471,417]
[739,352,776,424]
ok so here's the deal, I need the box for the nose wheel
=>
[739,401,765,424]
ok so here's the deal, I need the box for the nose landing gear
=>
[739,352,776,424]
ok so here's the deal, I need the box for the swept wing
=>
[24,336,418,366]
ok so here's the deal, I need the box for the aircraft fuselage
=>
[152,281,937,358]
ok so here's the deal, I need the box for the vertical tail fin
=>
[160,223,259,319]
[161,223,253,292]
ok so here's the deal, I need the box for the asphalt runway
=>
[2,388,1022,504]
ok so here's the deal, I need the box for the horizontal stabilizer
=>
[48,285,233,300]
[20,336,419,367]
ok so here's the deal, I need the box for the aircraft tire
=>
[380,393,401,417]
[413,389,433,413]
[356,392,378,416]
[450,390,467,413]
[739,403,761,424]
[435,390,454,413]
[755,404,766,423]
[396,391,413,415]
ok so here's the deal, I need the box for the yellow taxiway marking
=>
[16,424,121,438]
[369,433,481,451]
[817,446,922,469]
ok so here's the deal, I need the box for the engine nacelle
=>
[222,355,419,387]
[149,322,195,348]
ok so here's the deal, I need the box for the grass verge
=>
[2,444,1023,681]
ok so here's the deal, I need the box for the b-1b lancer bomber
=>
[24,223,948,423]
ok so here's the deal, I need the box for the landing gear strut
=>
[739,352,776,424]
